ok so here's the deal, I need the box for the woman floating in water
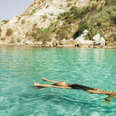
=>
[34,78,116,102]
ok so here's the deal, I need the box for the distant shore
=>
[0,43,116,49]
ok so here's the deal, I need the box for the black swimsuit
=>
[70,84,95,91]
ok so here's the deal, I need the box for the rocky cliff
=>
[0,0,116,47]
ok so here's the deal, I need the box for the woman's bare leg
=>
[87,89,105,94]
[42,78,58,83]
[88,89,116,96]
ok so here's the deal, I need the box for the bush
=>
[30,9,36,15]
[0,27,2,36]
[112,34,116,41]
[90,2,98,10]
[58,6,90,25]
[56,25,70,40]
[58,7,79,23]
[97,22,101,27]
[17,38,21,43]
[33,24,55,41]
[1,37,5,41]
[42,15,48,20]
[2,20,9,24]
[67,3,72,7]
[105,0,116,6]
[80,6,91,17]
[0,27,2,33]
[21,19,25,24]
[110,14,116,24]
[70,6,79,16]
[6,28,13,36]
[78,20,88,33]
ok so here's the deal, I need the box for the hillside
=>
[0,0,116,47]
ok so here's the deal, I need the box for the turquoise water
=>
[0,47,116,116]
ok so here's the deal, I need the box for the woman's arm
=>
[34,82,54,88]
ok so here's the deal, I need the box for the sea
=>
[0,47,116,116]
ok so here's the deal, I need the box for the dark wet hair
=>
[70,84,95,91]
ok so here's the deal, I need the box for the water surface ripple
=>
[0,48,116,116]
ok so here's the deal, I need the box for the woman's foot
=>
[34,82,40,87]
[42,78,47,81]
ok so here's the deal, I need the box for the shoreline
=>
[0,43,116,49]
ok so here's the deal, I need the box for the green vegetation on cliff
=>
[78,0,116,41]
[32,0,116,42]
[32,23,56,41]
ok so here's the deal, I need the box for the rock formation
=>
[0,0,115,47]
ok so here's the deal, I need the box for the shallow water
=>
[0,47,116,116]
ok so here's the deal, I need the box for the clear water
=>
[0,47,116,116]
